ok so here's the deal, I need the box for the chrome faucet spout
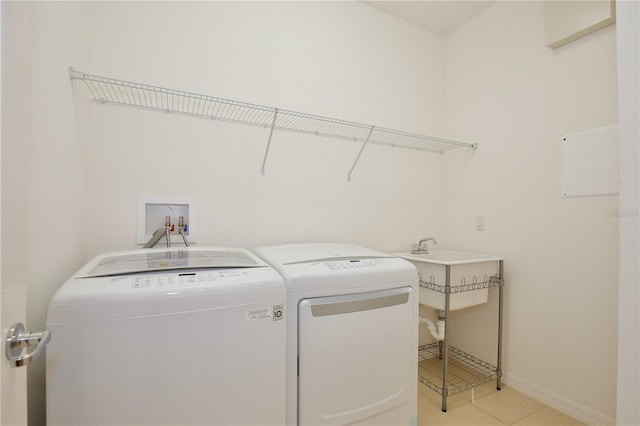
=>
[412,237,437,254]
[418,237,437,247]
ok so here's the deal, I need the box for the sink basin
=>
[394,250,502,311]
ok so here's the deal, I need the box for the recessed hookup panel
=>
[136,196,197,245]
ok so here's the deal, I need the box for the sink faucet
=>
[412,237,437,254]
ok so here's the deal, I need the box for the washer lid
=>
[48,247,285,323]
[78,247,265,278]
[254,243,393,266]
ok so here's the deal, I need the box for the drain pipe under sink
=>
[419,312,446,341]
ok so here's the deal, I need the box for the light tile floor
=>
[418,382,586,426]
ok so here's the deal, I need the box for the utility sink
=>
[394,250,502,311]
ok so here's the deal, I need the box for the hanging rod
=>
[69,68,477,180]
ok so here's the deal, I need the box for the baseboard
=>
[503,373,615,426]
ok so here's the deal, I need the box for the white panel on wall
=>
[561,124,619,197]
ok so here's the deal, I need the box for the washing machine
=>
[46,246,286,426]
[254,243,418,426]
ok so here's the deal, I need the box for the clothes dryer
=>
[46,247,286,426]
[254,243,418,426]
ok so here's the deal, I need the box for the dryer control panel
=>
[322,259,393,271]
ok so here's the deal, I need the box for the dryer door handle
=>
[5,323,51,367]
[308,287,411,317]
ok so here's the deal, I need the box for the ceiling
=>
[362,1,496,35]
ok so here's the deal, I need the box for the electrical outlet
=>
[137,196,197,245]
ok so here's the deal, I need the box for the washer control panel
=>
[109,270,249,289]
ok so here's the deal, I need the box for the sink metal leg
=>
[441,265,451,412]
[496,260,504,391]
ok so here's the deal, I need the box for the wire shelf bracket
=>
[69,67,478,179]
[261,108,279,176]
[347,126,375,182]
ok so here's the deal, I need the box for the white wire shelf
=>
[419,276,504,294]
[418,343,499,396]
[69,68,477,179]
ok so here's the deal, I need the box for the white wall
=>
[616,1,639,424]
[81,1,446,257]
[443,2,618,424]
[14,2,448,424]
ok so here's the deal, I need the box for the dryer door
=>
[298,287,415,425]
